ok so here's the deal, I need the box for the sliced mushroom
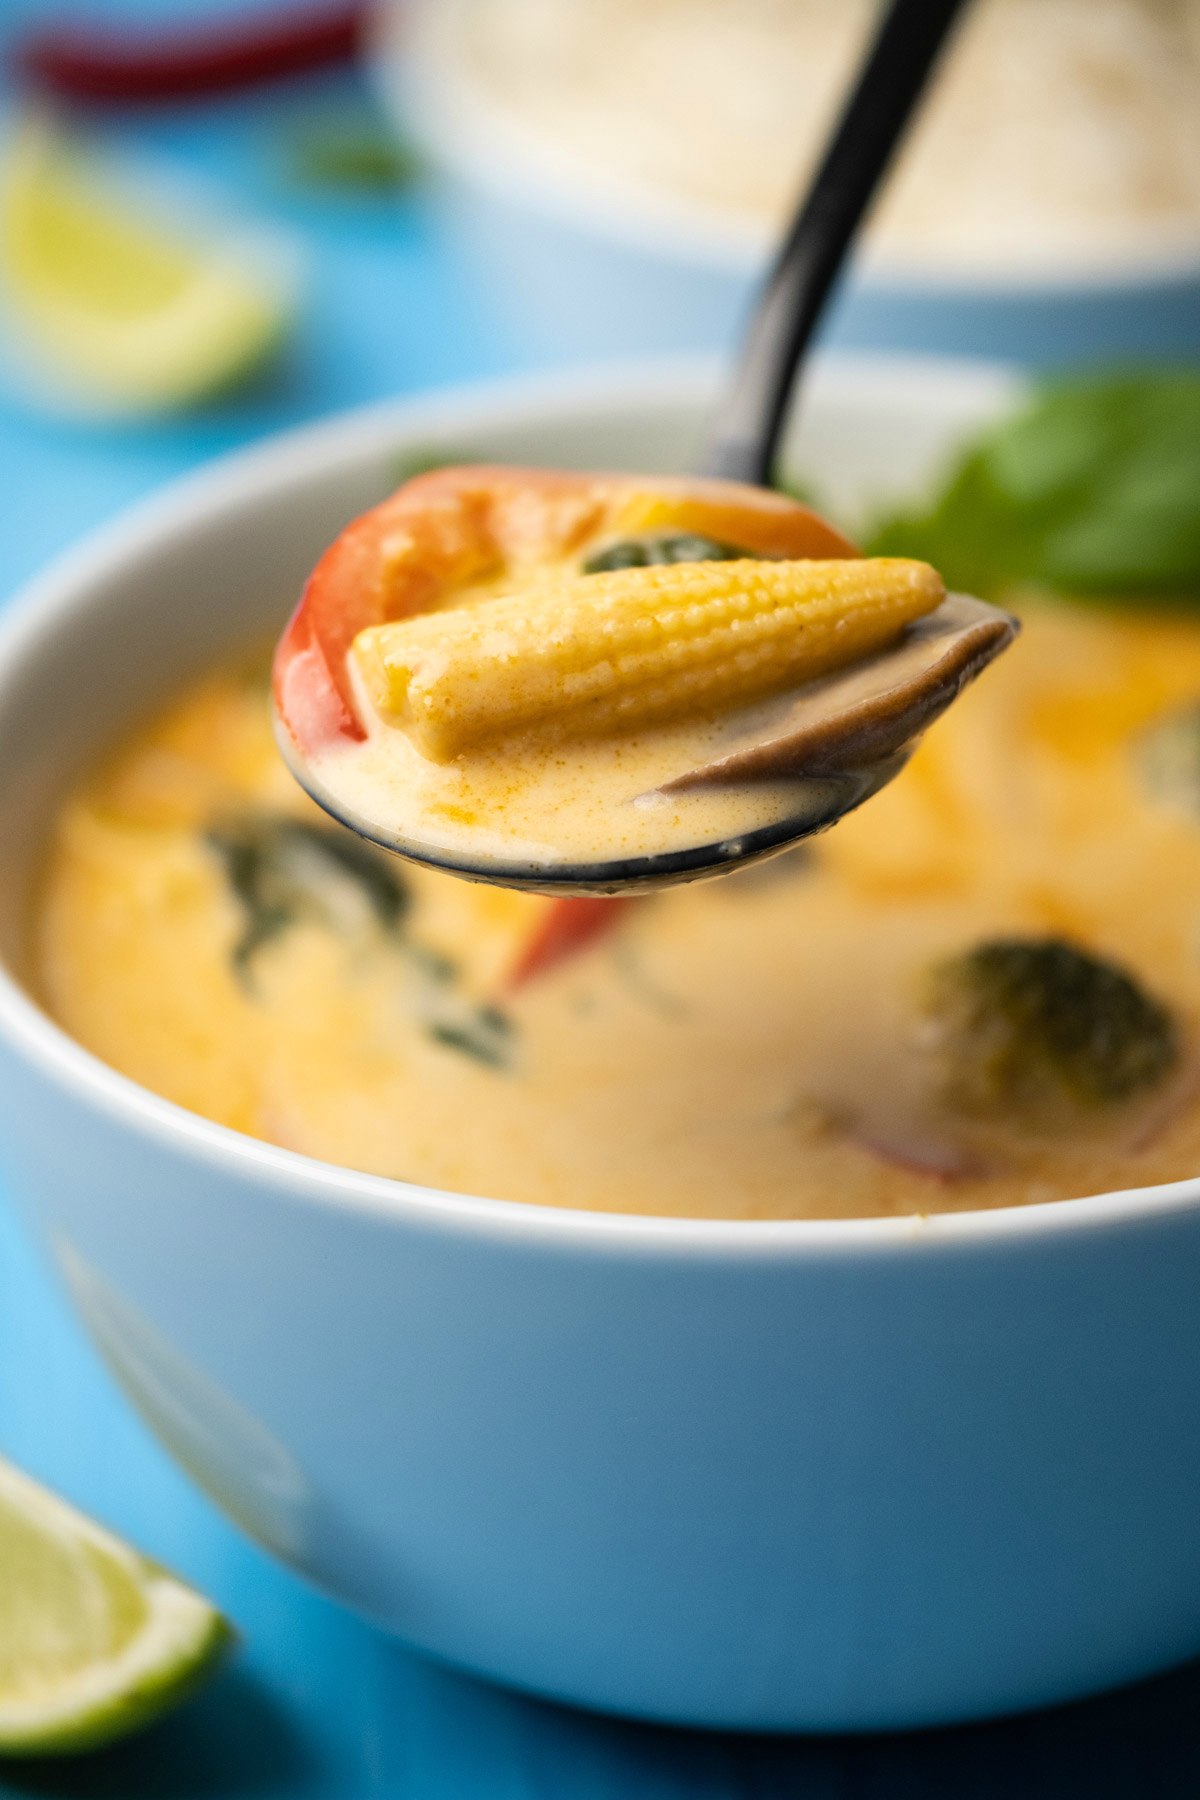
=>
[657,594,1017,793]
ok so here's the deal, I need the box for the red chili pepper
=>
[14,3,365,105]
[508,899,629,989]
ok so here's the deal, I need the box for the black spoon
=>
[280,0,1015,894]
[706,0,970,487]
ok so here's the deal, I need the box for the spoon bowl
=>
[276,590,1015,895]
[276,0,975,887]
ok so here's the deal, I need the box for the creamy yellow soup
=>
[35,600,1200,1220]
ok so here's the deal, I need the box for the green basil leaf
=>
[866,371,1200,601]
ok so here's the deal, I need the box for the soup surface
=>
[34,598,1200,1219]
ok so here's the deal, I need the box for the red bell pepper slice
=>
[508,898,628,989]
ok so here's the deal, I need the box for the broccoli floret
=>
[921,936,1179,1122]
[1136,702,1200,818]
[581,532,753,574]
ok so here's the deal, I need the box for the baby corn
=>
[352,557,944,762]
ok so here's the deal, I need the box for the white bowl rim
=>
[3,352,1200,1260]
[383,0,1200,296]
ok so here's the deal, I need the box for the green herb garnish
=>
[290,123,421,194]
[428,1010,512,1069]
[404,941,458,984]
[868,371,1200,600]
[206,814,408,979]
[206,822,294,974]
[582,532,754,574]
[208,815,519,1064]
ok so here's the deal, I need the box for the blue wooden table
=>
[2,11,1200,1793]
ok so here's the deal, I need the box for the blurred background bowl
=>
[377,0,1200,366]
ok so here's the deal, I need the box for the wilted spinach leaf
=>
[206,814,408,978]
[582,532,754,574]
[427,1008,512,1069]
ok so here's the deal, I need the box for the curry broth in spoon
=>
[272,467,1012,889]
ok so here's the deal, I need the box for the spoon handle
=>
[703,0,971,488]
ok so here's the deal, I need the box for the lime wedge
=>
[0,117,294,413]
[0,1455,232,1757]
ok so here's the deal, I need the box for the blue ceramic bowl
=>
[3,359,1200,1731]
